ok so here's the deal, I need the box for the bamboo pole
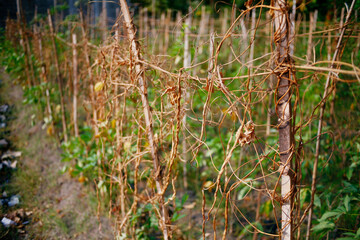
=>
[159,12,165,52]
[164,9,171,54]
[119,1,170,239]
[240,18,248,64]
[249,8,256,75]
[265,10,274,141]
[192,6,207,76]
[113,26,127,233]
[182,8,192,190]
[48,9,68,142]
[290,4,298,239]
[90,3,95,40]
[72,33,79,137]
[102,0,107,42]
[144,8,148,45]
[198,6,207,54]
[227,2,236,68]
[80,11,103,200]
[16,1,32,87]
[339,7,344,33]
[302,13,306,46]
[79,11,95,126]
[289,1,296,56]
[306,12,314,62]
[24,27,36,86]
[139,7,143,39]
[35,24,52,119]
[175,11,181,40]
[221,8,229,35]
[273,0,293,239]
[151,0,156,52]
[305,1,356,239]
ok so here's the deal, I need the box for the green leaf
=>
[314,194,321,208]
[181,194,189,205]
[319,211,342,221]
[355,227,360,238]
[237,186,250,200]
[344,195,351,212]
[261,200,273,217]
[343,232,356,237]
[347,167,354,180]
[300,188,311,208]
[312,221,335,233]
[171,212,185,222]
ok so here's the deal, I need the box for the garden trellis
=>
[2,0,360,239]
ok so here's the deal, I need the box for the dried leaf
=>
[94,82,104,92]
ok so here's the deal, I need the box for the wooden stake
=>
[221,8,229,35]
[273,1,293,239]
[339,7,344,33]
[139,7,143,39]
[240,18,248,64]
[102,0,107,42]
[72,33,79,137]
[307,12,314,62]
[151,0,156,52]
[192,6,207,75]
[265,11,272,138]
[289,1,296,56]
[164,9,171,54]
[175,11,181,40]
[48,9,68,142]
[119,1,170,238]
[159,12,165,52]
[183,8,192,190]
[35,24,52,119]
[249,8,256,75]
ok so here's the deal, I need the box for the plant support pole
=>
[118,1,170,239]
[48,9,68,142]
[183,8,192,190]
[72,33,79,137]
[273,0,293,239]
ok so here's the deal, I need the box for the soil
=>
[0,70,114,239]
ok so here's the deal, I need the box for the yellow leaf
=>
[350,103,355,111]
[47,125,54,136]
[147,178,155,189]
[124,141,131,152]
[55,105,61,114]
[231,111,237,122]
[203,181,215,190]
[78,175,86,183]
[94,82,104,92]
[111,119,116,129]
[68,167,74,176]
[299,2,306,12]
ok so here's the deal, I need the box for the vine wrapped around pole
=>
[273,0,294,239]
[118,0,170,239]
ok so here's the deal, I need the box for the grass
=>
[0,69,114,239]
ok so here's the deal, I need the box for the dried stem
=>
[119,0,170,239]
[48,9,68,142]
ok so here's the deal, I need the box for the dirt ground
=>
[0,70,114,239]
